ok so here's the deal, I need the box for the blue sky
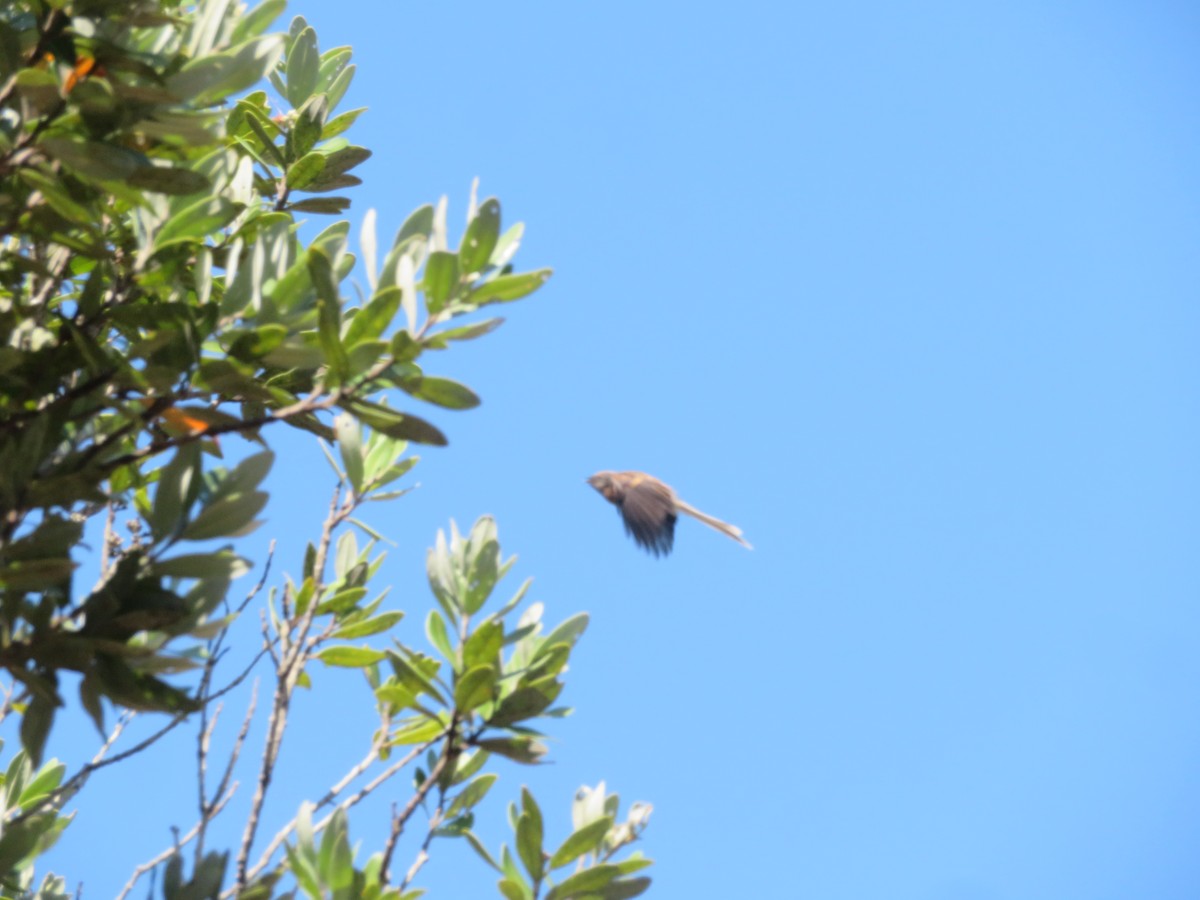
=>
[35,2,1200,898]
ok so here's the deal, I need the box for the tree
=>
[0,2,653,898]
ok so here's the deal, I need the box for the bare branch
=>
[99,500,119,579]
[233,486,356,891]
[399,781,447,895]
[381,746,451,883]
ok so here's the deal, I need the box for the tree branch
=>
[233,486,356,891]
[380,748,450,884]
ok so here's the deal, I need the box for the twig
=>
[381,743,452,884]
[205,681,258,852]
[233,487,355,891]
[99,501,119,579]
[398,779,447,894]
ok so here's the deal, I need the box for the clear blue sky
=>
[38,2,1200,898]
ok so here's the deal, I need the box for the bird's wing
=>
[620,478,677,556]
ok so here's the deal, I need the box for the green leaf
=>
[388,650,447,706]
[15,69,60,113]
[155,197,240,250]
[4,753,30,811]
[305,145,370,190]
[308,247,348,379]
[94,656,200,714]
[19,760,65,809]
[289,197,351,214]
[241,108,287,167]
[405,376,480,410]
[188,852,230,899]
[19,695,55,768]
[447,773,498,819]
[291,93,328,159]
[374,682,416,712]
[460,198,501,275]
[336,412,364,494]
[18,170,98,227]
[464,830,501,871]
[469,269,553,306]
[150,551,249,580]
[149,443,202,542]
[497,880,526,900]
[453,665,496,712]
[491,222,525,268]
[317,646,387,668]
[344,286,400,347]
[287,151,326,190]
[452,749,491,786]
[422,251,460,314]
[540,613,589,653]
[548,817,613,869]
[322,106,366,139]
[390,716,445,745]
[79,673,105,736]
[426,609,455,662]
[232,0,286,42]
[331,611,403,639]
[227,450,276,493]
[285,26,320,106]
[612,856,653,876]
[0,559,73,591]
[317,809,353,891]
[490,681,561,728]
[181,491,268,541]
[314,588,365,621]
[596,877,652,900]
[40,137,140,182]
[299,173,361,194]
[127,165,211,196]
[474,737,547,765]
[168,35,286,106]
[426,317,504,346]
[317,47,353,92]
[516,811,543,883]
[0,812,56,873]
[397,204,434,244]
[325,62,355,110]
[544,865,621,900]
[343,399,447,446]
[464,620,503,670]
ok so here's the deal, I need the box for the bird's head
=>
[587,471,621,502]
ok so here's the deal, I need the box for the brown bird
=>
[587,470,752,557]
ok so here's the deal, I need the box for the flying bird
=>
[587,470,751,557]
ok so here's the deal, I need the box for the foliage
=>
[0,1,650,898]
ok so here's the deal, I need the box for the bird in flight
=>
[587,470,752,557]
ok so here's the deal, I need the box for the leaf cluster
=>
[0,4,650,900]
[0,0,551,754]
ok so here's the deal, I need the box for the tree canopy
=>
[0,2,651,898]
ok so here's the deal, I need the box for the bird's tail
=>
[675,500,752,549]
